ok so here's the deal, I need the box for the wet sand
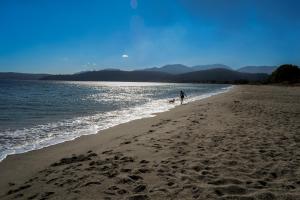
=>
[0,85,299,200]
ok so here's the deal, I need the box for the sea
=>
[0,80,231,161]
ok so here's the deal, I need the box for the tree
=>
[269,64,300,84]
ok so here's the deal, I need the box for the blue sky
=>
[0,0,299,73]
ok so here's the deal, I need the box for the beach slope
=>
[0,85,299,200]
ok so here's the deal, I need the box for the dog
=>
[169,99,175,103]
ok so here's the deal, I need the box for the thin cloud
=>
[122,54,129,58]
[130,0,138,9]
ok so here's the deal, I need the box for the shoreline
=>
[0,85,232,162]
[1,85,299,200]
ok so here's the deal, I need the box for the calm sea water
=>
[0,80,231,161]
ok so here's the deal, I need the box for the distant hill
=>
[143,64,191,75]
[175,68,268,83]
[191,64,232,71]
[1,65,272,83]
[42,68,268,83]
[0,72,50,80]
[237,66,277,74]
[143,64,232,75]
[41,70,173,82]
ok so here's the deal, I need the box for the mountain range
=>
[42,70,173,82]
[40,68,268,83]
[142,64,276,75]
[0,64,276,83]
[142,64,232,75]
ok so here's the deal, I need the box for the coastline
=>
[0,84,232,162]
[1,85,299,199]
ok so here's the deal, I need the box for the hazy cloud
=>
[130,0,138,9]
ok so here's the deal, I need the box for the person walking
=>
[180,90,186,104]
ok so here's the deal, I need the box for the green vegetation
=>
[268,64,300,84]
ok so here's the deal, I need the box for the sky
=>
[0,0,300,73]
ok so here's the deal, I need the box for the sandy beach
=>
[0,85,299,200]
